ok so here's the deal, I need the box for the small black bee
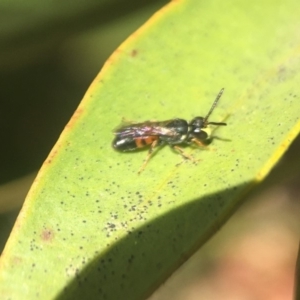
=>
[113,88,227,173]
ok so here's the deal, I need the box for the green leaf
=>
[1,0,300,299]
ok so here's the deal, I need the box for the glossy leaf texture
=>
[0,0,300,299]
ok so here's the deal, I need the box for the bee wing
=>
[114,121,177,137]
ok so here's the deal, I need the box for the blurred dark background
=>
[0,1,299,299]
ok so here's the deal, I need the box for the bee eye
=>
[199,131,208,139]
[192,131,208,140]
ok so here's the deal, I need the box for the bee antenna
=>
[203,88,224,124]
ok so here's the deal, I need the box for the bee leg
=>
[191,138,206,147]
[138,139,159,174]
[172,145,196,162]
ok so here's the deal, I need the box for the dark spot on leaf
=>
[108,223,116,229]
[41,229,54,242]
[131,49,138,57]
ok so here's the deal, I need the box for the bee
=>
[113,88,227,173]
